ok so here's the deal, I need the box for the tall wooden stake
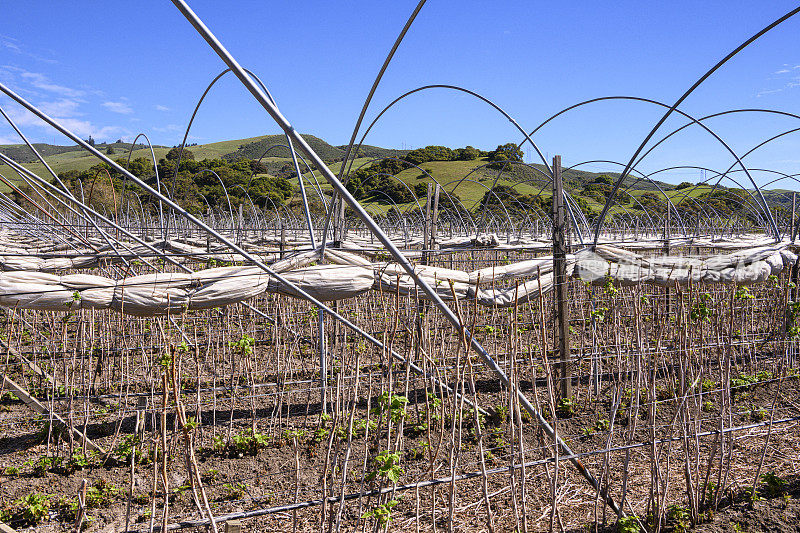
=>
[792,193,799,303]
[552,155,572,399]
[237,202,244,244]
[664,205,672,317]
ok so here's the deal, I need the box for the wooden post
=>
[791,193,799,303]
[205,208,211,253]
[74,479,88,532]
[225,520,242,533]
[664,205,672,317]
[332,198,346,247]
[279,219,286,260]
[237,202,244,244]
[552,155,572,399]
[136,396,148,436]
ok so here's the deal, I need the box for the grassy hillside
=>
[335,144,410,160]
[0,135,791,222]
[223,134,345,162]
[0,141,166,164]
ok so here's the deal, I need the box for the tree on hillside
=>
[487,143,523,169]
[404,145,455,165]
[165,146,194,161]
[488,143,523,162]
[592,174,613,186]
[454,145,480,161]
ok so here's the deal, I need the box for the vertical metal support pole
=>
[552,155,572,400]
[431,183,440,253]
[423,182,432,265]
[791,192,797,242]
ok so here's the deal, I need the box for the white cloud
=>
[19,70,83,98]
[0,99,129,143]
[153,124,182,133]
[758,65,800,97]
[0,67,131,143]
[38,98,82,117]
[757,88,783,97]
[57,117,127,140]
[0,34,56,64]
[102,101,133,114]
[1,40,21,54]
[154,104,170,112]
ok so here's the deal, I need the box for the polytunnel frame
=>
[644,167,770,230]
[464,161,594,239]
[0,105,124,255]
[668,121,800,216]
[644,116,800,230]
[629,109,800,229]
[0,83,492,444]
[324,83,594,245]
[0,148,132,259]
[175,0,627,514]
[0,173,64,244]
[163,66,318,254]
[561,159,687,234]
[346,155,478,235]
[516,93,794,242]
[243,143,328,211]
[475,159,590,242]
[121,133,167,241]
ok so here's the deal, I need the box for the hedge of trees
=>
[341,141,537,207]
[57,147,293,215]
[344,144,487,203]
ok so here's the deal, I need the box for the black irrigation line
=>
[172,401,800,511]
[128,412,800,532]
[3,365,795,437]
[2,340,791,410]
[0,328,790,361]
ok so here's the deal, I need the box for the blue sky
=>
[2,1,800,187]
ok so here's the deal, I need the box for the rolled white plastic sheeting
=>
[574,243,797,286]
[0,243,795,315]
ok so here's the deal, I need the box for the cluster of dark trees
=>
[345,143,523,204]
[475,184,594,218]
[580,175,632,206]
[58,147,292,215]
